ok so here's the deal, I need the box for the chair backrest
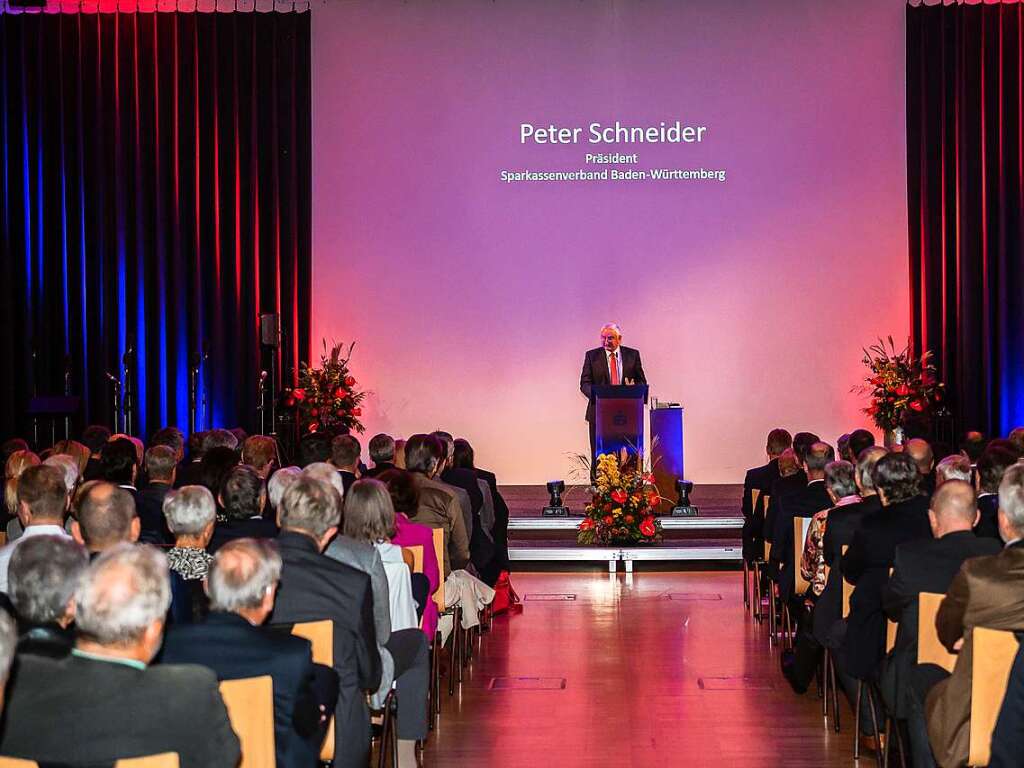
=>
[917,592,957,673]
[751,488,761,515]
[219,677,275,768]
[290,620,335,761]
[117,756,180,768]
[840,545,852,618]
[404,544,424,575]
[402,547,415,571]
[432,527,445,611]
[886,620,898,653]
[793,517,812,595]
[0,758,36,767]
[969,627,1020,766]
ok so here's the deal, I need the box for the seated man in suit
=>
[270,475,381,768]
[453,437,510,571]
[99,437,141,501]
[926,464,1024,768]
[242,434,279,479]
[268,466,303,513]
[8,534,89,658]
[906,438,937,498]
[161,538,335,768]
[935,454,972,487]
[0,544,240,766]
[70,481,140,558]
[880,480,1001,768]
[763,432,818,557]
[0,465,72,592]
[331,434,362,494]
[974,445,1019,539]
[208,464,277,554]
[741,428,791,564]
[364,433,397,477]
[579,323,648,464]
[136,445,176,545]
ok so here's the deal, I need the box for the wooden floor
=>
[422,570,857,767]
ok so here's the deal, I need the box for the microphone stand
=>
[106,372,122,433]
[189,353,200,435]
[122,344,135,436]
[63,357,72,441]
[258,370,268,435]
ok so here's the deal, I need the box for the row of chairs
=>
[741,494,1020,767]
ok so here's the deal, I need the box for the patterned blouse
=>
[167,547,214,581]
[800,495,861,597]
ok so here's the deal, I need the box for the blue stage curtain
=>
[0,9,311,442]
[907,1,1024,437]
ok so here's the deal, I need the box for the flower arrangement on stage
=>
[578,452,663,546]
[286,340,366,435]
[854,337,944,434]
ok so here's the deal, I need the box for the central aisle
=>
[423,571,855,767]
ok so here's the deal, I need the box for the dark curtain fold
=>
[907,1,1024,437]
[0,10,311,443]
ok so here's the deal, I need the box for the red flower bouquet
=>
[290,340,367,436]
[578,453,663,546]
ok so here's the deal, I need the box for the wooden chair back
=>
[793,517,812,596]
[0,754,181,767]
[432,527,446,611]
[291,620,335,761]
[968,627,1020,767]
[402,547,415,571]
[751,488,761,516]
[0,759,37,767]
[219,676,275,768]
[886,620,898,653]
[404,544,424,574]
[917,592,957,673]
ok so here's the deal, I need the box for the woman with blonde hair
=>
[5,450,41,522]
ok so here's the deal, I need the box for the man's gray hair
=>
[163,485,216,536]
[303,462,345,499]
[856,446,888,493]
[600,323,622,337]
[0,611,15,686]
[268,466,302,509]
[279,475,341,538]
[431,431,455,461]
[74,543,171,646]
[204,428,239,452]
[825,461,858,499]
[998,463,1024,532]
[144,445,177,482]
[207,538,282,612]
[42,454,80,493]
[9,535,88,624]
[936,454,972,485]
[368,434,396,464]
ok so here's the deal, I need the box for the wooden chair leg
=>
[866,684,883,767]
[768,585,777,644]
[854,681,862,760]
[751,562,762,621]
[821,651,829,717]
[829,653,841,733]
[448,614,459,696]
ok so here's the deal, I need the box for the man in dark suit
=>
[974,445,1018,539]
[208,464,278,554]
[70,482,141,559]
[99,437,140,505]
[770,442,834,607]
[926,464,1024,768]
[161,538,335,768]
[839,451,932,734]
[0,544,240,767]
[579,323,648,462]
[906,438,937,498]
[879,480,1000,768]
[364,433,397,478]
[454,437,512,571]
[741,428,791,562]
[136,445,176,545]
[763,432,818,555]
[269,475,381,768]
[331,435,361,495]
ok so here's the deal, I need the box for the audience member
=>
[974,445,1019,539]
[404,434,470,577]
[242,434,279,479]
[0,544,240,766]
[303,461,347,499]
[960,430,987,466]
[0,610,15,713]
[161,538,335,768]
[394,438,407,469]
[428,433,476,545]
[209,465,275,553]
[0,465,71,592]
[297,432,332,468]
[99,437,140,500]
[4,449,40,529]
[926,464,1024,767]
[837,433,852,463]
[453,437,509,570]
[71,482,140,557]
[1008,426,1024,455]
[175,429,207,487]
[270,475,381,768]
[763,433,817,552]
[80,424,111,481]
[8,535,88,658]
[268,465,303,511]
[0,439,29,469]
[136,445,176,545]
[199,446,240,499]
[990,642,1024,768]
[164,485,216,580]
[849,429,877,459]
[935,454,972,486]
[51,439,91,477]
[331,434,362,494]
[906,438,936,496]
[150,427,185,464]
[43,454,80,495]
[880,480,1000,766]
[365,433,397,477]
[330,479,430,767]
[742,428,791,563]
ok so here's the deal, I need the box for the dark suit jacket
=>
[975,493,1000,540]
[878,530,1001,717]
[270,530,381,768]
[208,515,279,554]
[363,462,395,478]
[136,482,173,545]
[174,459,204,488]
[812,495,882,646]
[579,346,647,422]
[441,467,496,581]
[927,541,1024,768]
[763,470,808,544]
[0,652,240,767]
[161,611,326,768]
[989,642,1024,768]
[337,470,358,495]
[476,467,510,571]
[741,458,781,561]
[840,495,932,678]
[770,480,832,602]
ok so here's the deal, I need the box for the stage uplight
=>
[542,480,569,517]
[671,479,699,517]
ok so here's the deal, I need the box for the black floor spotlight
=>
[542,480,569,517]
[671,479,699,517]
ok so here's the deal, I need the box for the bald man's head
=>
[928,479,978,537]
[73,482,139,553]
[905,439,934,475]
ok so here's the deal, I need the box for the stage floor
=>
[499,484,744,566]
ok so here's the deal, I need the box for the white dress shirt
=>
[0,523,72,593]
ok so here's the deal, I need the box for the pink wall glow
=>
[311,0,909,484]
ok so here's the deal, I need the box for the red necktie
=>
[610,352,620,385]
